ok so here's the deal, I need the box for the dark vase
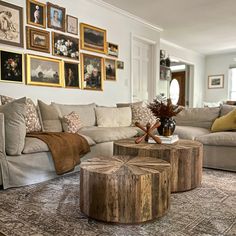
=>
[158,117,176,136]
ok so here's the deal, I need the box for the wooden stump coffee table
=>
[114,139,203,193]
[80,155,171,224]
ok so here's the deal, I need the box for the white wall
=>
[0,0,161,105]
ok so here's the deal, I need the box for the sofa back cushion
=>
[95,107,132,127]
[116,101,143,108]
[220,104,235,117]
[174,107,220,129]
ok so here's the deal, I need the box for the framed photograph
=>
[80,23,107,54]
[52,32,79,60]
[26,26,50,53]
[160,65,171,81]
[0,1,23,47]
[64,61,80,88]
[27,0,46,28]
[0,50,24,83]
[26,54,63,87]
[66,15,78,35]
[47,2,65,32]
[107,42,118,57]
[81,53,104,91]
[208,75,224,89]
[117,60,124,70]
[105,58,116,81]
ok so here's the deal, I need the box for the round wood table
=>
[80,155,171,224]
[114,139,203,193]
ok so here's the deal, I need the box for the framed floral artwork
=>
[66,15,78,35]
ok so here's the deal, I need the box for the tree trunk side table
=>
[113,139,203,193]
[80,155,171,224]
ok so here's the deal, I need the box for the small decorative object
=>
[80,23,107,54]
[208,74,224,89]
[52,32,79,60]
[107,42,118,57]
[27,0,46,28]
[47,2,65,32]
[117,60,124,69]
[64,61,80,88]
[105,58,116,81]
[26,26,50,53]
[134,122,161,144]
[148,98,183,136]
[81,53,104,91]
[26,54,63,87]
[0,50,24,83]
[0,1,23,47]
[66,15,78,35]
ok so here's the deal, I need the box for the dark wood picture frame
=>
[66,15,78,35]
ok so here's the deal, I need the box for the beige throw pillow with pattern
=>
[62,112,83,133]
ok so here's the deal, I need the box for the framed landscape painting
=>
[105,58,116,81]
[64,61,80,88]
[26,54,63,87]
[52,32,79,60]
[107,42,118,58]
[66,15,78,35]
[27,0,46,28]
[81,53,104,91]
[80,23,107,54]
[0,1,23,47]
[0,50,24,83]
[208,75,224,89]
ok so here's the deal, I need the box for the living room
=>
[0,0,235,235]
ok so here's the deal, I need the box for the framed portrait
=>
[105,58,116,81]
[80,23,107,54]
[81,53,104,91]
[26,54,63,87]
[27,0,46,28]
[107,42,118,58]
[160,65,171,81]
[0,50,24,83]
[47,2,65,32]
[208,75,224,89]
[26,26,50,53]
[52,32,79,60]
[64,61,80,88]
[117,60,124,70]
[0,1,23,47]
[66,15,78,35]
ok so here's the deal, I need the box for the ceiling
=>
[102,0,236,55]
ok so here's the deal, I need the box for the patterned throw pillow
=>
[62,112,83,133]
[1,95,42,133]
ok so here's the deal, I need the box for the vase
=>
[158,117,176,136]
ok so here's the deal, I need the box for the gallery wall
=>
[0,0,161,106]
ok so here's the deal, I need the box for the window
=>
[229,68,236,100]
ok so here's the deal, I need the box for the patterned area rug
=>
[0,169,235,236]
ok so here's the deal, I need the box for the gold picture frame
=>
[26,54,63,87]
[105,58,117,81]
[27,0,46,28]
[80,23,107,54]
[107,42,119,58]
[81,53,104,91]
[63,61,80,89]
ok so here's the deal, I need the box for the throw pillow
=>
[211,109,236,132]
[0,97,27,155]
[1,95,42,133]
[62,112,83,133]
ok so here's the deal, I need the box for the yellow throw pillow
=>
[211,109,236,132]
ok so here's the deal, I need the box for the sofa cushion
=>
[0,97,27,155]
[62,112,83,133]
[220,104,235,117]
[52,102,96,126]
[174,107,220,129]
[95,107,132,127]
[79,126,138,143]
[175,126,210,140]
[116,101,143,108]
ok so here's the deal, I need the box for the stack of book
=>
[148,135,179,144]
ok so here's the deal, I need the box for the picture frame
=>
[117,60,124,70]
[64,61,80,88]
[105,58,116,81]
[107,42,118,58]
[66,15,78,35]
[0,50,24,84]
[26,54,63,87]
[27,0,46,28]
[52,32,79,60]
[47,2,65,32]
[80,23,107,54]
[160,65,171,81]
[0,1,24,47]
[81,53,104,91]
[208,75,224,89]
[26,26,50,53]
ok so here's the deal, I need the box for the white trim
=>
[89,0,163,32]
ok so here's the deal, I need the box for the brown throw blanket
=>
[27,132,90,175]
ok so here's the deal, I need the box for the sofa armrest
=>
[0,113,6,158]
